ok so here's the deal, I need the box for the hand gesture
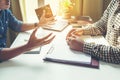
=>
[38,10,56,27]
[27,28,55,50]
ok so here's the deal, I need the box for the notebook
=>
[35,4,69,32]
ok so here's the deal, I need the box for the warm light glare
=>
[60,0,73,13]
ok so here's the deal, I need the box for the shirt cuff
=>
[83,43,94,55]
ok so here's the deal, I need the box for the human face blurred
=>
[0,0,10,10]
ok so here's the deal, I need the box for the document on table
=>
[42,35,96,64]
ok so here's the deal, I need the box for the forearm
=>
[82,24,105,36]
[83,43,120,64]
[82,7,109,36]
[21,23,38,31]
[0,44,31,62]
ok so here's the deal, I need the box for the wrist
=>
[82,29,84,35]
[34,22,38,28]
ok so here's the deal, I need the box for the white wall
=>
[25,0,38,23]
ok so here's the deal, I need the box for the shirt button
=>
[0,34,2,38]
[112,25,114,28]
[6,21,8,24]
[2,27,4,30]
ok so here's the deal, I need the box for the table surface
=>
[0,24,120,80]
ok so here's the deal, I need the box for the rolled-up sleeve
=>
[7,10,23,32]
[82,0,115,36]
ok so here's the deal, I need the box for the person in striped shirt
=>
[66,0,120,64]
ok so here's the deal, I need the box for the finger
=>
[42,10,46,16]
[47,21,55,25]
[66,37,74,45]
[66,39,70,45]
[40,35,55,46]
[66,29,74,38]
[30,28,38,37]
[53,15,56,17]
[66,29,76,40]
[74,29,84,36]
[45,35,55,43]
[40,33,53,40]
[73,31,83,36]
[71,31,79,37]
[67,37,74,44]
[46,16,54,21]
[68,37,75,41]
[40,10,46,20]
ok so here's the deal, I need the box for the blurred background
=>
[7,0,111,47]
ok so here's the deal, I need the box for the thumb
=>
[42,10,46,17]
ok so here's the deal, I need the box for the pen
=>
[47,45,54,54]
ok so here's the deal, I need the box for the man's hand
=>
[26,28,55,50]
[38,10,56,27]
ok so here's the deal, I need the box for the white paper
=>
[44,35,92,64]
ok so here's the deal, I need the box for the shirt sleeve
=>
[83,43,120,64]
[7,9,23,32]
[82,0,114,36]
